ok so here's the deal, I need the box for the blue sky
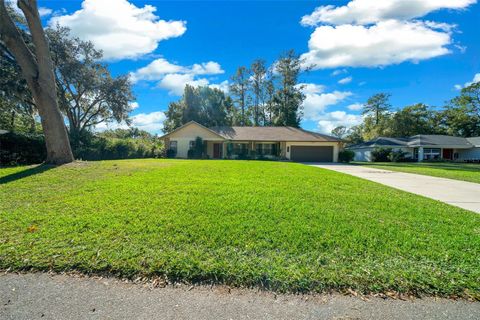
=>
[37,0,479,134]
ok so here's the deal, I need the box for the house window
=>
[189,140,195,149]
[169,141,177,152]
[424,148,441,160]
[233,143,248,156]
[256,143,278,156]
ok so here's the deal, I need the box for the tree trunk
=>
[31,83,75,164]
[0,0,73,164]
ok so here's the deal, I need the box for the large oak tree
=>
[0,0,73,164]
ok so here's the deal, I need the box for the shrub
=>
[194,137,205,159]
[74,136,163,161]
[187,149,195,159]
[226,143,233,158]
[371,147,392,162]
[388,149,408,163]
[339,150,355,163]
[0,132,46,166]
[0,131,164,165]
[166,149,177,158]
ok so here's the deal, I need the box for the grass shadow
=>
[0,164,55,185]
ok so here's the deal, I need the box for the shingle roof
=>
[467,137,480,147]
[349,137,409,148]
[210,126,341,142]
[349,135,477,149]
[407,135,472,147]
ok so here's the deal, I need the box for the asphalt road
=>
[1,273,479,320]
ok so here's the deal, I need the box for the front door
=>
[443,148,453,160]
[213,143,222,159]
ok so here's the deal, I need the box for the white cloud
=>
[130,59,185,82]
[301,0,476,26]
[95,121,129,132]
[158,73,210,96]
[131,58,226,95]
[299,83,352,121]
[338,76,353,84]
[347,103,364,111]
[298,83,326,95]
[38,7,53,17]
[300,0,475,69]
[95,111,166,133]
[49,0,186,60]
[331,69,348,76]
[301,20,451,69]
[130,59,224,83]
[129,102,140,110]
[209,80,230,93]
[317,111,363,134]
[130,111,166,132]
[454,73,480,90]
[191,62,224,75]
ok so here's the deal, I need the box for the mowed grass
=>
[1,160,479,298]
[355,162,480,184]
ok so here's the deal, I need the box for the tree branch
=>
[0,0,38,80]
[17,0,53,84]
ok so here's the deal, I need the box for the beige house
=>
[160,121,342,162]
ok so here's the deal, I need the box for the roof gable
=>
[159,121,225,140]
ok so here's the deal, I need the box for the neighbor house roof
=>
[160,121,341,142]
[349,135,479,149]
[348,137,409,148]
[467,137,480,147]
[407,135,473,147]
[210,126,341,142]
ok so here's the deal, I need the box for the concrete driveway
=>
[309,163,480,214]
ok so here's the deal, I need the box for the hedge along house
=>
[348,135,480,162]
[160,121,343,162]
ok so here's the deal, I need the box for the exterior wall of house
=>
[457,147,480,160]
[222,141,280,159]
[350,147,414,162]
[285,141,341,162]
[280,141,287,158]
[167,123,224,158]
[205,141,226,159]
[351,147,374,162]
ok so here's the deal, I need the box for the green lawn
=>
[354,162,480,184]
[1,160,479,299]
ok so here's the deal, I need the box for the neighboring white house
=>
[348,135,480,162]
[160,121,343,162]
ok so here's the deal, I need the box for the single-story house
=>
[348,135,480,162]
[160,121,342,162]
